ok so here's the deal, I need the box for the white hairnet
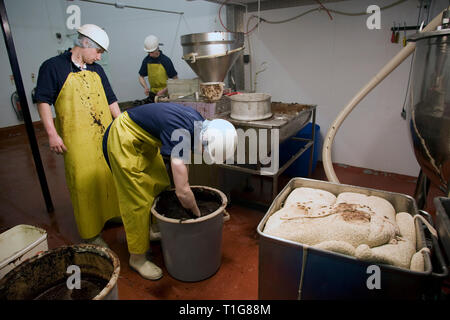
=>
[74,34,102,50]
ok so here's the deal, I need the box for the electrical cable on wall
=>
[257,0,260,34]
[328,0,408,16]
[253,61,267,92]
[78,0,184,15]
[181,14,193,34]
[218,0,257,34]
[170,14,183,59]
[219,0,410,92]
[254,0,408,25]
[314,0,333,20]
[222,0,408,31]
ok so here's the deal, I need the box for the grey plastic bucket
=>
[0,244,120,300]
[151,186,228,282]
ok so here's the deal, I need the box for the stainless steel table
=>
[169,95,318,203]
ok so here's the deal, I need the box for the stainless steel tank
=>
[408,27,450,192]
[180,31,244,83]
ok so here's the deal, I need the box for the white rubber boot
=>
[149,227,161,241]
[83,234,109,248]
[129,254,163,280]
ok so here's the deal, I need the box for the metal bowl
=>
[229,93,272,121]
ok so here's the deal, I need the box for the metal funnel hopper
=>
[181,32,244,83]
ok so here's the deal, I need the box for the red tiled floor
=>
[0,123,261,299]
[0,122,447,300]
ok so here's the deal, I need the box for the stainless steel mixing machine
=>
[180,31,244,83]
[408,18,450,207]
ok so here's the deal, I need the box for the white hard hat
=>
[144,35,159,52]
[202,119,238,164]
[78,24,109,51]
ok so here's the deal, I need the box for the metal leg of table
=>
[308,108,317,177]
[414,169,430,210]
[272,174,278,201]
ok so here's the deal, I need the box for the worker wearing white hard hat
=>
[35,24,121,247]
[102,103,237,280]
[138,35,178,97]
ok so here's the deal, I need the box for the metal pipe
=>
[79,0,184,15]
[390,25,427,31]
[322,8,446,183]
[0,0,54,212]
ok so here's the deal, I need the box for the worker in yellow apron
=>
[138,35,178,97]
[103,103,238,280]
[35,24,121,247]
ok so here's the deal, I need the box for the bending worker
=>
[138,35,178,97]
[102,102,237,280]
[35,24,121,247]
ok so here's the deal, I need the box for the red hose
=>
[314,0,333,20]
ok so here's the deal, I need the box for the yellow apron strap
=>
[107,112,170,254]
[147,63,168,94]
[55,70,121,239]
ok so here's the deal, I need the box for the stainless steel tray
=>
[257,177,442,300]
[258,177,430,268]
[434,197,450,264]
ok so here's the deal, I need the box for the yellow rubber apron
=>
[106,112,170,254]
[147,63,168,94]
[54,70,120,239]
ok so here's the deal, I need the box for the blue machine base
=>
[279,123,320,177]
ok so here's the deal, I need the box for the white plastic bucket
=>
[0,225,48,279]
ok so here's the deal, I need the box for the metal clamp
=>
[418,210,449,279]
[182,47,245,63]
[182,52,198,63]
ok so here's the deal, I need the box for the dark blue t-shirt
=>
[35,50,117,106]
[138,50,177,78]
[103,103,204,167]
